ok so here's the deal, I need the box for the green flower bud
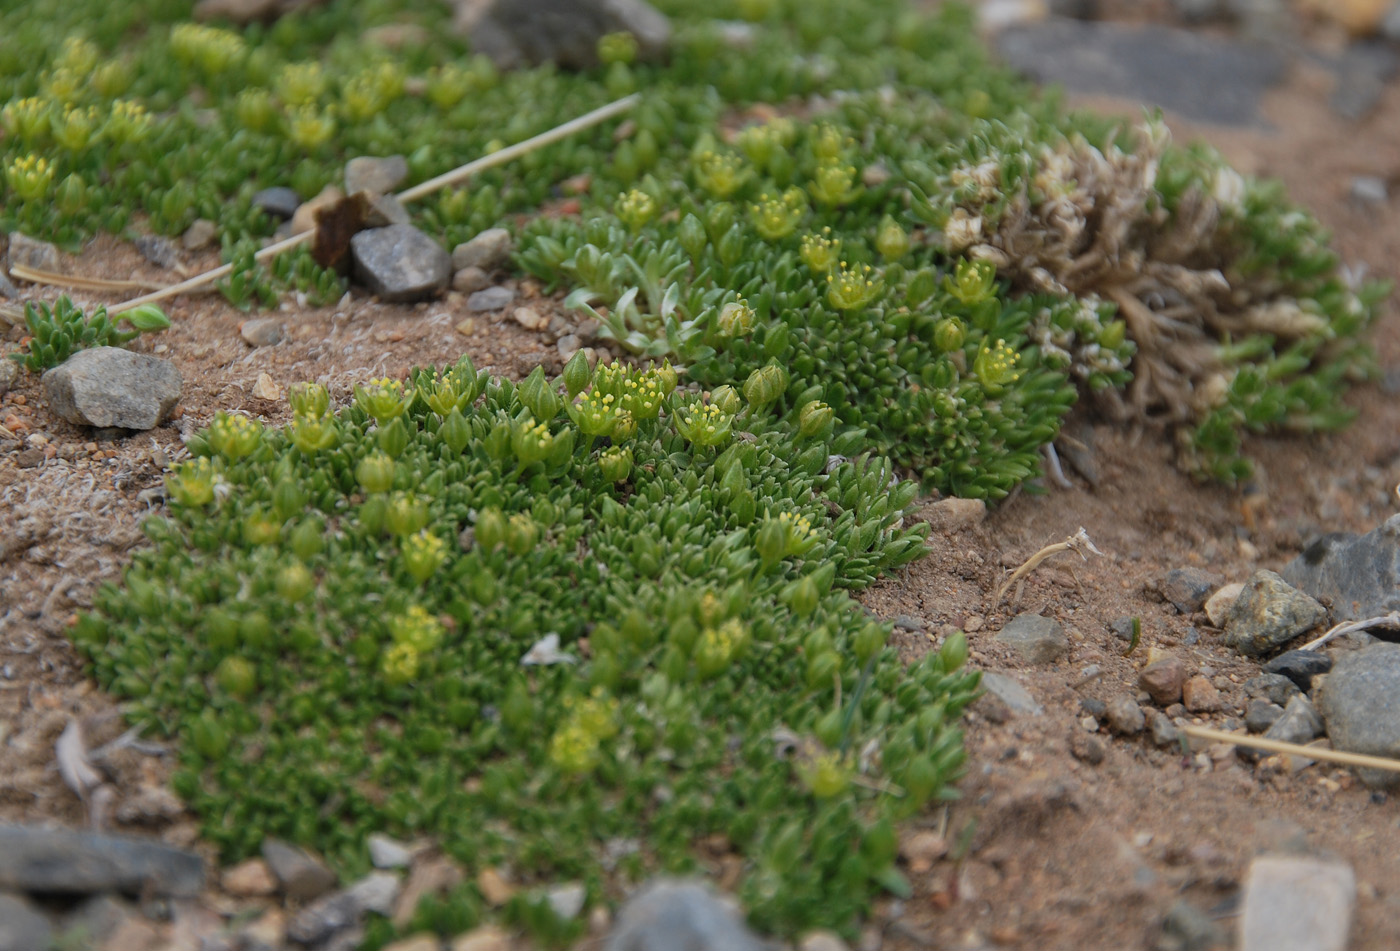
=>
[933,317,965,353]
[814,708,843,748]
[357,451,396,494]
[289,382,331,419]
[678,213,707,260]
[783,575,819,616]
[376,416,411,459]
[166,458,218,508]
[518,366,561,421]
[123,303,171,333]
[710,385,742,416]
[505,513,538,555]
[876,214,910,260]
[798,750,850,798]
[239,611,271,650]
[55,173,88,216]
[945,258,997,304]
[599,446,633,483]
[242,507,280,547]
[1100,319,1127,351]
[207,412,263,462]
[288,414,338,454]
[475,507,506,551]
[561,348,593,398]
[215,656,257,699]
[439,407,470,454]
[190,712,229,760]
[276,561,315,603]
[401,530,448,583]
[729,488,756,525]
[853,622,887,665]
[902,754,939,805]
[502,679,534,735]
[511,417,556,468]
[755,517,786,567]
[381,641,420,685]
[288,518,325,560]
[805,650,840,691]
[906,268,938,307]
[743,364,788,410]
[716,299,755,337]
[939,629,969,672]
[354,377,410,424]
[798,400,835,438]
[385,492,428,537]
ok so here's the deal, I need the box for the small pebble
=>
[1182,675,1222,713]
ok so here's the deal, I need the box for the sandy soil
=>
[4,11,1400,950]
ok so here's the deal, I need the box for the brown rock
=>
[1183,675,1222,713]
[915,497,986,532]
[898,831,947,874]
[452,266,490,294]
[393,856,463,928]
[1139,656,1188,706]
[451,925,511,951]
[291,185,345,236]
[383,935,440,951]
[476,866,515,907]
[222,858,277,897]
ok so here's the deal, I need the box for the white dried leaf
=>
[521,632,576,666]
[56,718,104,800]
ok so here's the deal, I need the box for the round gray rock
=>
[42,347,182,430]
[606,878,764,951]
[351,224,451,303]
[994,614,1069,665]
[452,227,513,272]
[344,155,408,197]
[1316,643,1400,789]
[0,893,52,951]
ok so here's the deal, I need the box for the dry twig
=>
[1298,613,1400,653]
[1180,724,1400,776]
[995,526,1104,605]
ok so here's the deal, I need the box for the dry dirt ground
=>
[5,13,1400,951]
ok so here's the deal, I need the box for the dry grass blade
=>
[1180,724,1400,775]
[9,264,163,293]
[995,526,1104,605]
[55,717,104,800]
[1298,613,1400,653]
[107,93,640,317]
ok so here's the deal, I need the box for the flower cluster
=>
[825,261,882,311]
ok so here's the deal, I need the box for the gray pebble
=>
[0,893,52,951]
[252,186,302,221]
[351,224,451,303]
[1245,699,1285,734]
[467,285,517,312]
[452,227,513,272]
[1316,643,1400,789]
[606,878,764,951]
[994,614,1069,665]
[42,347,182,430]
[1105,694,1145,735]
[344,154,408,196]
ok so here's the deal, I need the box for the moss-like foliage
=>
[76,357,979,940]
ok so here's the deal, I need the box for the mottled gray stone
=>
[1159,567,1223,614]
[364,194,411,228]
[1105,694,1145,735]
[344,155,408,196]
[1159,899,1225,951]
[1245,672,1302,707]
[63,894,138,947]
[0,825,203,897]
[351,225,451,303]
[134,234,179,270]
[994,614,1069,665]
[1146,708,1180,747]
[452,228,514,272]
[1223,570,1328,658]
[1245,699,1285,734]
[467,285,517,312]
[252,186,301,221]
[183,218,218,251]
[7,232,59,272]
[1263,650,1331,693]
[457,0,672,71]
[0,893,52,951]
[367,833,412,869]
[606,879,765,951]
[1351,175,1388,204]
[239,317,284,348]
[261,839,337,901]
[0,360,17,397]
[1316,644,1400,789]
[995,20,1285,126]
[1265,695,1322,746]
[286,873,401,945]
[979,671,1043,716]
[1239,855,1353,951]
[42,347,182,430]
[1280,515,1400,622]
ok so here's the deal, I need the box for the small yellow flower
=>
[105,100,152,145]
[285,104,335,151]
[749,187,806,241]
[5,155,55,201]
[401,531,448,584]
[206,412,263,462]
[277,61,327,106]
[170,23,246,74]
[615,189,657,231]
[381,641,421,685]
[825,261,883,312]
[973,337,1022,389]
[694,150,747,199]
[53,104,100,152]
[809,161,858,207]
[389,603,445,651]
[1,98,51,143]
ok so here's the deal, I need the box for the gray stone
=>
[453,265,491,294]
[1159,899,1225,951]
[1265,695,1323,746]
[183,218,218,251]
[1159,568,1222,614]
[1104,694,1145,735]
[7,232,59,272]
[262,838,338,900]
[365,194,411,227]
[134,234,179,270]
[0,266,17,299]
[995,20,1285,126]
[915,497,986,533]
[1263,650,1331,693]
[1239,855,1353,951]
[548,881,587,920]
[252,186,302,221]
[239,317,285,348]
[606,878,764,951]
[1351,175,1388,204]
[452,228,514,272]
[345,155,408,196]
[457,0,672,71]
[1245,699,1285,734]
[1223,570,1328,658]
[994,614,1069,665]
[467,285,517,312]
[557,333,583,360]
[63,894,137,947]
[980,671,1043,716]
[0,824,203,897]
[1322,42,1397,120]
[351,225,451,303]
[1386,0,1400,41]
[0,359,17,397]
[287,873,401,945]
[42,347,182,430]
[1280,516,1400,622]
[1171,0,1223,21]
[1146,708,1180,747]
[1316,644,1400,789]
[0,893,52,951]
[367,833,412,869]
[1245,673,1302,707]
